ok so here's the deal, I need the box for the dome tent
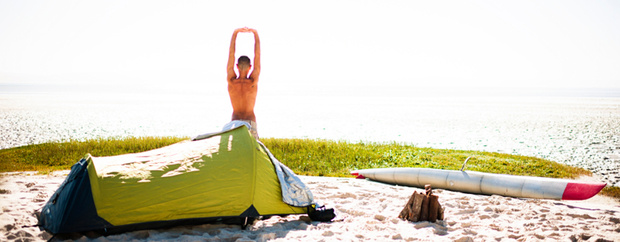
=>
[38,125,321,236]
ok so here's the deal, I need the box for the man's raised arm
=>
[227,29,242,81]
[249,29,261,80]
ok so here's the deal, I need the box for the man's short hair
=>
[238,56,251,67]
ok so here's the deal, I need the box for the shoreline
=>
[1,90,619,187]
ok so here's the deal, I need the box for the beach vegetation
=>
[0,137,187,173]
[261,138,590,179]
[600,186,620,199]
[1,137,616,199]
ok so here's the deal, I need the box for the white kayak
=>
[351,168,606,200]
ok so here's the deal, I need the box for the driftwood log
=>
[399,184,444,222]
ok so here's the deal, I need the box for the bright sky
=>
[1,0,619,90]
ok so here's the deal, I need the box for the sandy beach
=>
[1,171,619,241]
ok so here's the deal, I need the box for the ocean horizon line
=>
[1,83,620,98]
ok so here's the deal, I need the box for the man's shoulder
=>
[227,73,237,82]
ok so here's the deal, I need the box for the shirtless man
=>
[225,27,260,139]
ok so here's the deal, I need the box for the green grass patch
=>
[261,138,591,179]
[601,186,620,201]
[0,137,187,173]
[2,137,615,200]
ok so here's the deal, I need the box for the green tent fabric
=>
[39,125,312,235]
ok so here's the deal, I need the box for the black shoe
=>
[308,205,336,222]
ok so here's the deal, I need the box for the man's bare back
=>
[226,27,260,137]
[228,77,258,121]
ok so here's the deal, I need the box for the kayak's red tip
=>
[562,182,606,200]
[350,172,365,179]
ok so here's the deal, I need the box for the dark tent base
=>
[49,215,264,240]
[47,208,336,240]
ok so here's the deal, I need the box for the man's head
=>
[237,56,251,71]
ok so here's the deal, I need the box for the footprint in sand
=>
[6,230,35,241]
[31,192,48,203]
